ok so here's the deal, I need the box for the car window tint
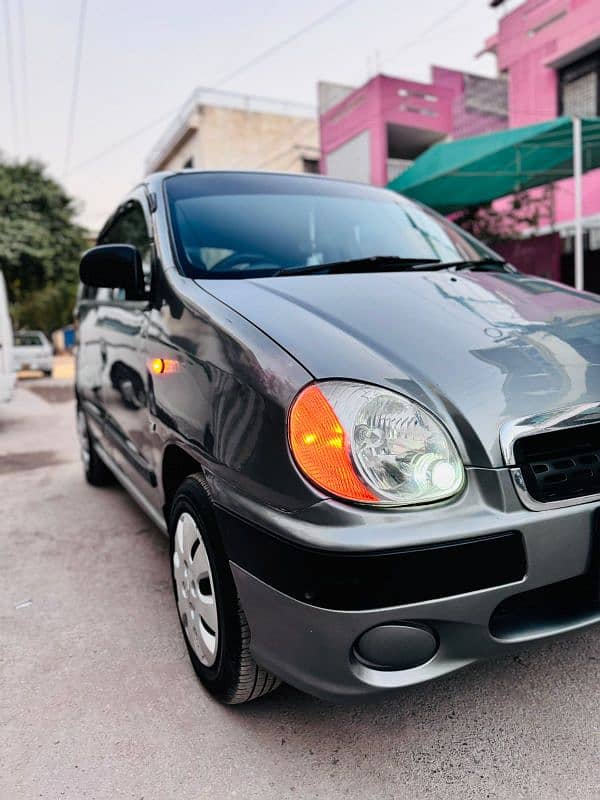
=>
[99,201,152,299]
[165,173,495,279]
[81,284,98,301]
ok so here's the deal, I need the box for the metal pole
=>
[573,116,584,291]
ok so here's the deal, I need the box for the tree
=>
[452,185,555,244]
[0,158,87,334]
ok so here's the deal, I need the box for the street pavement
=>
[2,365,600,800]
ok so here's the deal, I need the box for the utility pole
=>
[573,116,584,292]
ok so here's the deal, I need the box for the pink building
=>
[319,0,600,290]
[481,0,600,288]
[319,67,508,187]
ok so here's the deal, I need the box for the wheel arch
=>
[161,442,206,522]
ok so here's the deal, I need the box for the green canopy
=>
[388,116,600,213]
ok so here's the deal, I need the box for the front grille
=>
[514,422,600,503]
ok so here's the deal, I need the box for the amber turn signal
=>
[149,358,179,375]
[289,384,377,502]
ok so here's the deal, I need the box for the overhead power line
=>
[63,0,88,175]
[71,107,184,173]
[2,0,19,155]
[68,0,361,175]
[213,0,360,88]
[381,0,474,66]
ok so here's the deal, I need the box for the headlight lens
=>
[289,381,465,506]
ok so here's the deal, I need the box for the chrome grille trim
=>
[500,402,600,511]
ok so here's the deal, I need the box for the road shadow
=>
[95,477,600,797]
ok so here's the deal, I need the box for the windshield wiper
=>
[412,257,510,272]
[274,256,441,277]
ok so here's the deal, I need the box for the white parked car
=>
[0,271,16,402]
[13,330,53,376]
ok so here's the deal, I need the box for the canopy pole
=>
[573,116,584,291]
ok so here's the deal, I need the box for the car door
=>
[96,192,158,501]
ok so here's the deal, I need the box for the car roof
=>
[143,169,397,195]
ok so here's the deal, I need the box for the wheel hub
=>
[173,512,219,667]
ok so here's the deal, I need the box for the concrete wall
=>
[325,130,371,183]
[154,105,319,175]
[317,81,356,114]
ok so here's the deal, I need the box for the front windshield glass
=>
[165,172,495,279]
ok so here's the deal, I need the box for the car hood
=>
[197,271,600,467]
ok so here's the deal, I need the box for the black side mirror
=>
[79,244,146,301]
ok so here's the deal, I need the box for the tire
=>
[76,406,114,487]
[169,474,281,704]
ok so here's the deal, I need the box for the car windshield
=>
[15,333,43,346]
[165,172,497,279]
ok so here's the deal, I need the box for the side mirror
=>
[79,244,146,301]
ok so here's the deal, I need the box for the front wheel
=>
[169,474,280,704]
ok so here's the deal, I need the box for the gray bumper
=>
[223,472,600,701]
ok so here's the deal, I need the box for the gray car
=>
[75,171,600,704]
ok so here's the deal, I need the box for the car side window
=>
[99,200,152,301]
[81,283,98,301]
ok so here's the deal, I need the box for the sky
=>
[0,0,521,231]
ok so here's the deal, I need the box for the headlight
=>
[289,381,465,507]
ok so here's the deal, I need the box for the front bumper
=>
[13,351,54,372]
[14,355,53,373]
[210,468,600,701]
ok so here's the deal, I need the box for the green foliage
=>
[0,158,87,334]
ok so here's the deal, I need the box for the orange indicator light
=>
[148,358,179,375]
[289,384,377,502]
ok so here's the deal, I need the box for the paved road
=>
[2,375,600,800]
